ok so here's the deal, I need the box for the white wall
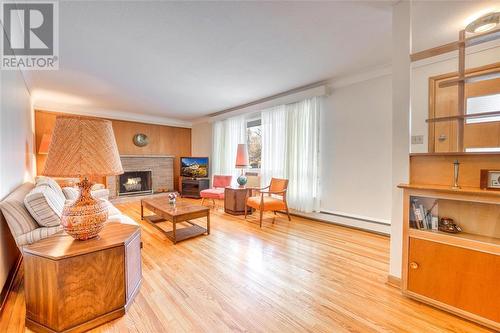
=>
[411,41,500,153]
[0,68,34,293]
[390,0,411,279]
[192,72,394,234]
[320,74,393,229]
[191,122,213,158]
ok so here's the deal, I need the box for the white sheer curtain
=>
[261,97,321,212]
[212,115,246,181]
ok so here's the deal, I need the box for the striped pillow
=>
[35,176,65,201]
[24,185,64,227]
[62,187,79,200]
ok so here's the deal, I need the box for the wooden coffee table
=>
[141,198,210,244]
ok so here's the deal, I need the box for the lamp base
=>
[237,175,248,187]
[61,178,108,240]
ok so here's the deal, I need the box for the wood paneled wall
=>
[35,110,191,190]
[410,153,500,187]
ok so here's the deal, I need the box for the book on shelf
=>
[411,198,439,230]
[412,202,424,229]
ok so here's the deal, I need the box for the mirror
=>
[410,3,500,154]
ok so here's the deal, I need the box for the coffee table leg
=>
[207,211,210,235]
[173,221,177,244]
[140,201,144,220]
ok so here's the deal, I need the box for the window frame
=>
[246,117,262,171]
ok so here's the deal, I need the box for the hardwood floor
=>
[0,199,492,332]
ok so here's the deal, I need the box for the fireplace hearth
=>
[118,171,153,196]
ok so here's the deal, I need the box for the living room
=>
[1,1,499,332]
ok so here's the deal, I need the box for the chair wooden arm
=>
[259,189,287,195]
[248,185,270,191]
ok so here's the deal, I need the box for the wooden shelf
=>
[409,228,500,255]
[409,152,500,157]
[410,28,500,62]
[425,111,500,123]
[398,183,500,198]
[438,68,500,88]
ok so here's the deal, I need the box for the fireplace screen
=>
[118,171,153,196]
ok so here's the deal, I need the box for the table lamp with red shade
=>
[235,143,249,187]
[42,115,123,240]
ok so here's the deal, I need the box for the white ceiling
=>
[411,0,500,53]
[24,1,393,123]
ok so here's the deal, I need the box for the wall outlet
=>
[411,135,424,145]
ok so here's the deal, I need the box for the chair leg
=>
[285,204,291,221]
[244,204,247,219]
[259,209,263,228]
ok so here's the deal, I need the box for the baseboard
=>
[387,275,402,289]
[289,210,391,236]
[0,254,22,314]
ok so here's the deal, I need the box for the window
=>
[466,93,500,124]
[246,118,261,169]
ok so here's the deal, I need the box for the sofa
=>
[0,177,137,248]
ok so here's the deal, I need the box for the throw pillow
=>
[35,176,65,200]
[24,185,64,227]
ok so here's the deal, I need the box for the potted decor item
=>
[439,217,462,233]
[168,192,177,205]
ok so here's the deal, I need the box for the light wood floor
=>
[0,200,492,332]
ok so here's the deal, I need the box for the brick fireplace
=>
[107,155,174,198]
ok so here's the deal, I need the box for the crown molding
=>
[33,103,192,128]
[329,64,392,89]
[191,64,393,125]
[193,83,328,124]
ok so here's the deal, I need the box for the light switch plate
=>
[411,135,424,144]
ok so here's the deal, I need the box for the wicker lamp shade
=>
[42,115,123,177]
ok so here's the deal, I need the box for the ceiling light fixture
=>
[465,11,500,34]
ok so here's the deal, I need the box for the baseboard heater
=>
[319,210,391,226]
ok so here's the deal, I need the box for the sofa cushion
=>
[35,176,65,200]
[91,188,110,200]
[24,185,64,227]
[0,183,39,245]
[62,186,110,201]
[107,214,138,226]
[16,225,63,247]
[102,200,122,216]
[62,186,79,200]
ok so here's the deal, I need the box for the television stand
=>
[180,177,209,198]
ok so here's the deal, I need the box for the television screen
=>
[181,157,209,178]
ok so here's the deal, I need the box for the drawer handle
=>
[409,262,419,270]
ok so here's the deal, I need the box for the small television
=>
[180,157,209,178]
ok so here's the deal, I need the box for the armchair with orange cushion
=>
[245,178,291,227]
[200,175,232,207]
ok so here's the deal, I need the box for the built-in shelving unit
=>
[399,183,500,331]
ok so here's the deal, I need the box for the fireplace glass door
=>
[118,171,153,196]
